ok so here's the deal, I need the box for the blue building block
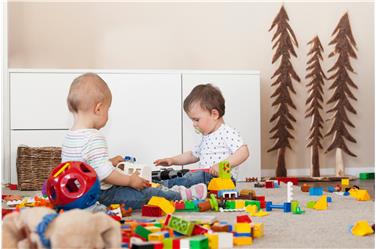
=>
[327,186,335,193]
[343,191,350,196]
[327,196,332,203]
[309,187,323,196]
[265,201,291,212]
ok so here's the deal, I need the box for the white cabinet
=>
[182,73,261,180]
[8,70,260,184]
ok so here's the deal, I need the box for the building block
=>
[135,225,152,240]
[217,232,233,249]
[235,200,245,209]
[252,223,264,238]
[208,178,236,191]
[198,200,211,212]
[239,189,256,199]
[218,160,231,179]
[218,190,238,199]
[273,180,279,188]
[148,231,166,242]
[162,238,173,249]
[174,200,185,210]
[349,189,371,201]
[309,187,323,196]
[359,172,375,180]
[205,233,219,249]
[287,181,293,203]
[209,194,219,211]
[165,215,195,236]
[341,178,350,186]
[234,223,251,233]
[327,186,335,192]
[351,220,374,236]
[301,184,311,192]
[190,235,209,249]
[191,224,209,235]
[184,200,199,211]
[327,196,332,203]
[211,224,231,232]
[236,214,252,223]
[254,196,266,209]
[276,177,298,185]
[265,180,274,188]
[142,205,163,217]
[148,196,175,214]
[225,200,235,209]
[265,201,291,212]
[291,200,304,214]
[233,236,252,246]
[313,195,328,210]
[245,200,260,210]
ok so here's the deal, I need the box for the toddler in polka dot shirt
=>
[154,83,249,188]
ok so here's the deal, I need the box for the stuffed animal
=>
[2,207,121,249]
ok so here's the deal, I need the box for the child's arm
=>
[209,145,249,176]
[154,151,199,167]
[103,170,150,190]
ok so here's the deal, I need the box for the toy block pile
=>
[121,213,264,248]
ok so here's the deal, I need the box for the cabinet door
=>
[10,130,67,184]
[10,73,77,129]
[100,73,182,170]
[182,73,261,180]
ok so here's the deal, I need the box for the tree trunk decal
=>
[326,12,358,176]
[305,36,327,177]
[268,5,300,177]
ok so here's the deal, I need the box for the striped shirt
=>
[61,129,114,190]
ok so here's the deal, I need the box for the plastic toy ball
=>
[46,161,100,210]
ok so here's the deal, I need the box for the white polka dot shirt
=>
[192,123,244,179]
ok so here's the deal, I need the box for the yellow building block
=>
[148,196,175,214]
[233,237,252,246]
[235,200,245,209]
[252,223,264,238]
[148,232,165,241]
[352,220,374,236]
[349,189,371,201]
[341,178,349,186]
[234,223,251,233]
[313,195,328,210]
[205,233,219,249]
[208,178,236,191]
[253,210,270,217]
[245,204,258,215]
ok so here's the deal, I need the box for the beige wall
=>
[8,2,374,173]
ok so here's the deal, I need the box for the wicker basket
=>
[16,145,62,190]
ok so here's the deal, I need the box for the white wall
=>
[7,2,374,174]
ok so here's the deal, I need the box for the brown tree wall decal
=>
[305,36,327,177]
[268,5,301,177]
[326,12,358,177]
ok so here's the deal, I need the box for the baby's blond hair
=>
[67,73,111,113]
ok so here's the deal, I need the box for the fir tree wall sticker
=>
[305,36,327,177]
[268,5,301,177]
[326,12,358,177]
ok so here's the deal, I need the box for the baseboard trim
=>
[262,167,375,177]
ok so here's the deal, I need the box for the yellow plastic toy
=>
[148,196,175,214]
[351,220,374,236]
[207,178,236,191]
[313,195,328,210]
[349,188,371,201]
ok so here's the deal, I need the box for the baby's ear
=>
[211,109,220,119]
[94,102,102,113]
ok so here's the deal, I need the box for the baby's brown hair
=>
[183,83,225,117]
[67,73,111,113]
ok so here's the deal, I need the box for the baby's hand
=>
[129,173,149,190]
[110,155,124,166]
[153,158,174,167]
[209,164,219,176]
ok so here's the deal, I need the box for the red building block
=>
[141,205,163,217]
[236,215,252,223]
[265,181,274,188]
[191,224,209,235]
[255,196,266,209]
[276,177,299,186]
[174,201,185,210]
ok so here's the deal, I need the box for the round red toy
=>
[46,161,100,210]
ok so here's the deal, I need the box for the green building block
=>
[209,194,219,211]
[225,200,236,209]
[245,200,260,210]
[360,172,375,180]
[190,235,209,249]
[167,215,195,235]
[135,225,152,240]
[306,201,316,209]
[219,160,231,179]
[163,238,173,249]
[184,200,199,211]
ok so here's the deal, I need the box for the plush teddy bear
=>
[2,207,121,249]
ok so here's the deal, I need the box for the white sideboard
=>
[8,69,260,183]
